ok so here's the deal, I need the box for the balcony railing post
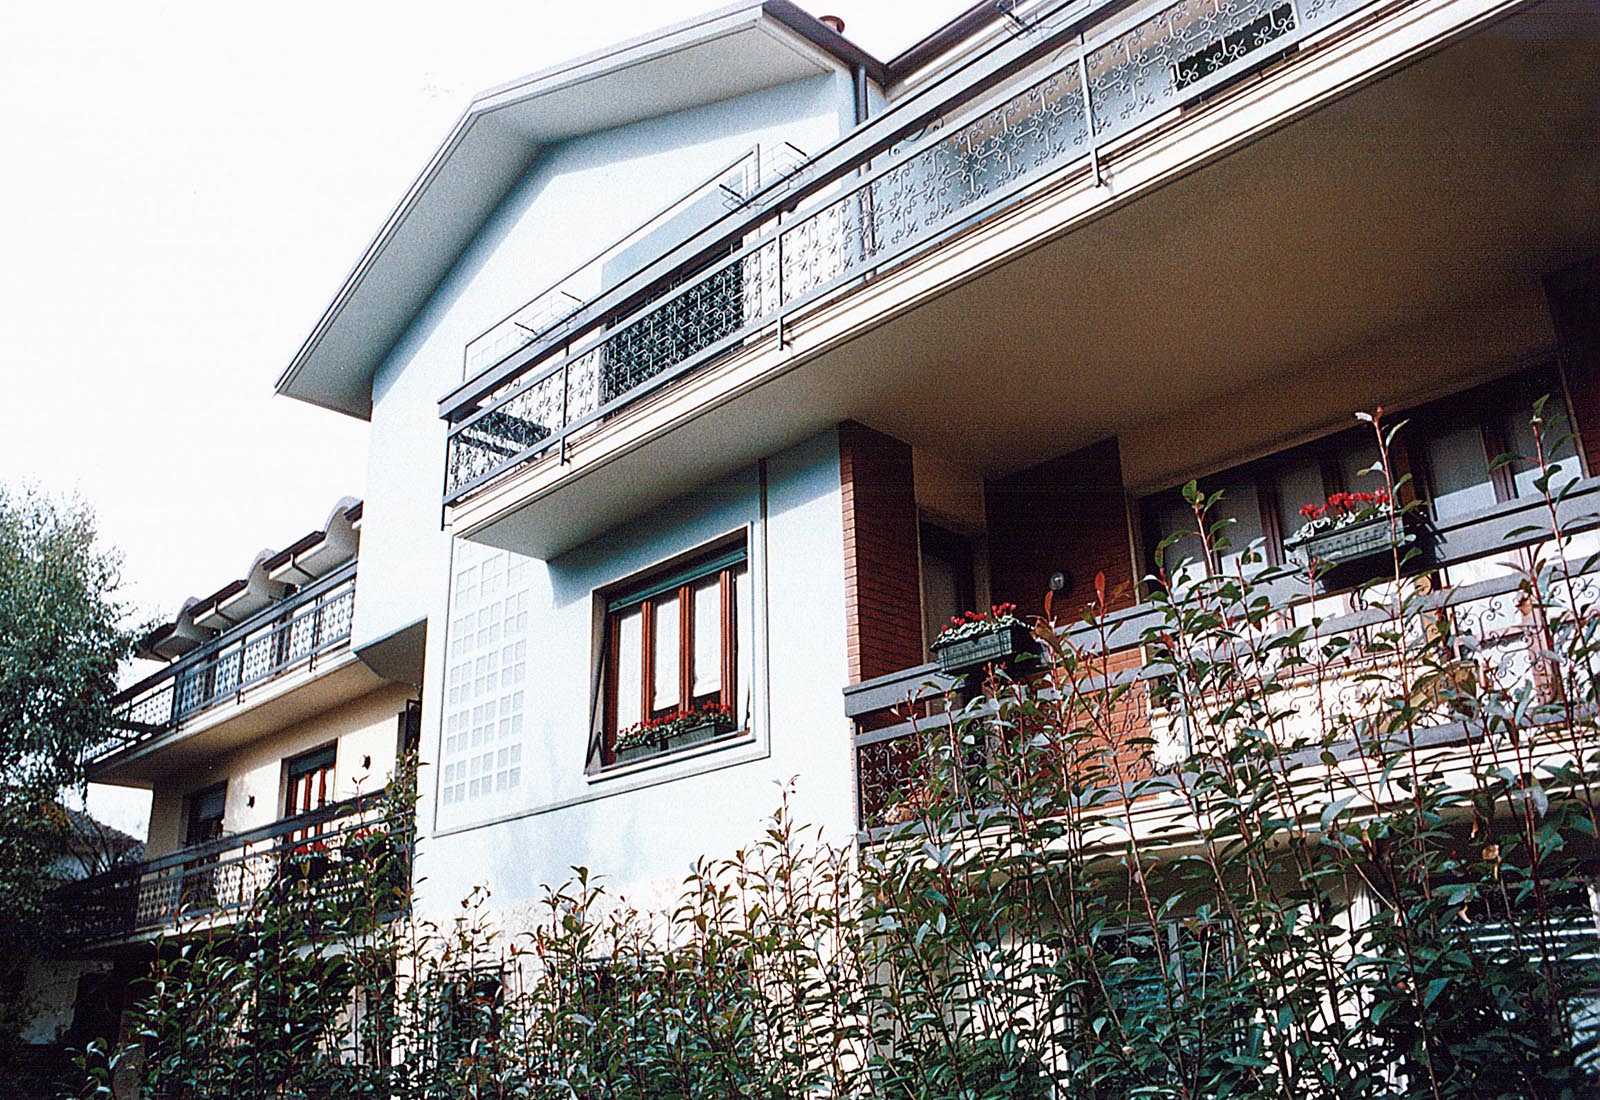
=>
[1075,34,1102,188]
[175,665,192,724]
[776,213,786,349]
[310,593,325,671]
[560,346,570,466]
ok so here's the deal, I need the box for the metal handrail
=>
[847,482,1600,829]
[55,791,408,946]
[845,481,1600,718]
[441,0,1392,506]
[92,565,359,763]
[118,561,358,700]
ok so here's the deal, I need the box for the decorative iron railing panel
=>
[442,0,1398,505]
[846,481,1600,831]
[90,567,358,764]
[461,149,766,383]
[55,793,409,946]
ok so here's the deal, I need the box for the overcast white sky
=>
[0,1,969,837]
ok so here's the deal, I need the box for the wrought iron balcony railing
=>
[440,0,1388,506]
[91,564,357,765]
[844,480,1600,834]
[54,791,409,946]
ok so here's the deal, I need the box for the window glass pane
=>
[194,784,226,821]
[691,576,722,699]
[1505,409,1581,501]
[1275,462,1326,544]
[1339,439,1384,495]
[1426,427,1495,519]
[1152,496,1208,590]
[1214,482,1265,578]
[615,607,642,729]
[652,594,680,712]
[921,548,962,656]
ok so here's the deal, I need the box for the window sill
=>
[585,727,753,784]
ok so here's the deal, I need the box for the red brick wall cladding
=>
[1097,646,1155,785]
[985,437,1137,622]
[1035,639,1155,787]
[838,422,925,683]
[1547,257,1600,477]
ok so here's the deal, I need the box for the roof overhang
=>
[138,498,362,660]
[276,1,883,420]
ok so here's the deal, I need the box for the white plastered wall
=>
[411,429,852,929]
[144,683,415,858]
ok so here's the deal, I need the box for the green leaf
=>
[1321,795,1356,832]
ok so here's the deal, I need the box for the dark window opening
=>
[920,521,977,658]
[285,744,337,818]
[1139,365,1579,582]
[183,783,226,848]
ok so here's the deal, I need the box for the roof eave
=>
[275,1,885,422]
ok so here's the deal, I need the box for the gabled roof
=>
[276,1,884,420]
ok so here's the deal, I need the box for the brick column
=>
[838,422,924,683]
[985,437,1136,621]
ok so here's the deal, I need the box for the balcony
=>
[443,0,1391,508]
[436,0,1598,559]
[441,0,1386,506]
[55,792,409,947]
[90,565,357,770]
[845,479,1600,834]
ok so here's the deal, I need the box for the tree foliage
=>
[0,488,131,793]
[0,489,134,1059]
[77,408,1600,1098]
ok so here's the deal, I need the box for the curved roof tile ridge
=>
[139,498,363,661]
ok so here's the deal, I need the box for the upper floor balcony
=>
[438,0,1599,558]
[89,564,359,779]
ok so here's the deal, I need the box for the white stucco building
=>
[33,0,1600,1077]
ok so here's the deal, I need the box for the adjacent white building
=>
[278,2,882,917]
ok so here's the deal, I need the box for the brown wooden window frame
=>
[592,541,747,770]
[284,742,338,819]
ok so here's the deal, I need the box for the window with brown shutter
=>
[593,541,749,769]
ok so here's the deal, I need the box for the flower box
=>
[1292,516,1408,570]
[932,622,1035,675]
[1284,489,1423,581]
[613,707,736,764]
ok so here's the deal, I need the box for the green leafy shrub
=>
[75,405,1600,1099]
